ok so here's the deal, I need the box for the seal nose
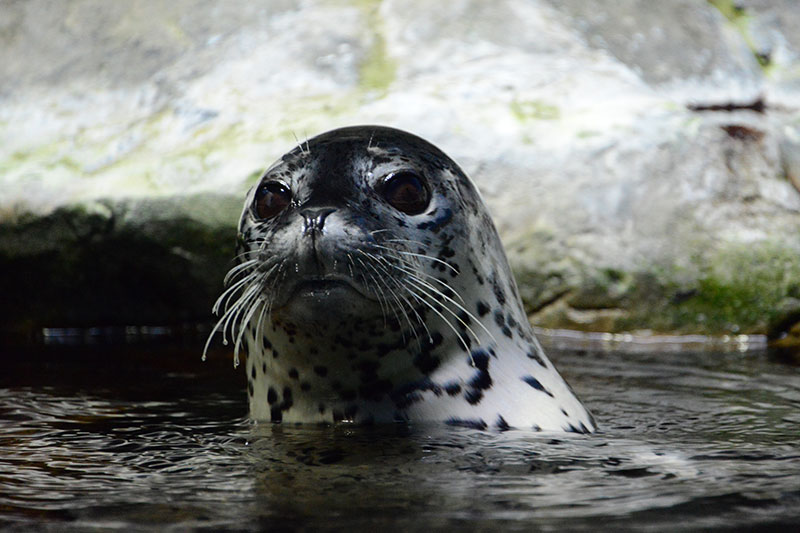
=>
[301,207,336,235]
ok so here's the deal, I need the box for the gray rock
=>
[1,0,798,341]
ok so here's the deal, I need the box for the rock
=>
[1,0,799,342]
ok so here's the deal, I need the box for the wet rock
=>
[0,0,799,341]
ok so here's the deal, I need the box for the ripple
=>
[0,344,798,530]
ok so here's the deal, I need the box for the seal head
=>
[208,125,596,433]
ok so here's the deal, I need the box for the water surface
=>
[1,339,798,531]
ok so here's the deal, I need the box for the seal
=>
[206,125,596,433]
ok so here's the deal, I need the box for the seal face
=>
[207,125,596,433]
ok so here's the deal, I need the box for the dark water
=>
[1,338,799,531]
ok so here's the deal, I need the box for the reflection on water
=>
[0,341,798,531]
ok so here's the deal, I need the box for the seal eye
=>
[254,182,292,219]
[382,171,430,215]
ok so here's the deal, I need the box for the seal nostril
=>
[301,207,336,234]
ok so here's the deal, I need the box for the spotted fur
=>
[207,126,596,433]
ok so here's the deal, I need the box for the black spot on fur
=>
[282,387,293,409]
[449,263,460,278]
[313,365,329,377]
[468,371,492,391]
[491,275,506,305]
[422,331,444,351]
[300,382,311,392]
[494,310,504,328]
[441,286,455,300]
[495,415,511,431]
[456,334,472,352]
[413,351,440,374]
[464,389,483,405]
[564,422,591,435]
[470,349,490,370]
[444,381,462,396]
[521,376,554,397]
[456,310,472,331]
[288,368,299,379]
[527,347,547,367]
[445,417,487,430]
[250,366,256,380]
[247,380,254,397]
[393,378,442,399]
[464,350,492,405]
[477,301,489,317]
[267,387,278,405]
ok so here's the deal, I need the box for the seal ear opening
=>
[382,171,430,214]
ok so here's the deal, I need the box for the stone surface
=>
[1,0,799,341]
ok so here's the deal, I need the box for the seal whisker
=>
[220,278,263,350]
[356,250,425,349]
[233,296,265,367]
[255,294,269,354]
[223,258,260,286]
[392,263,494,342]
[369,246,487,359]
[216,265,276,315]
[403,274,494,349]
[292,131,309,156]
[372,244,459,276]
[357,249,431,343]
[385,260,467,305]
[378,244,470,307]
[203,268,264,361]
[221,283,257,345]
[230,250,259,265]
[212,274,252,316]
[354,256,391,328]
[402,284,473,359]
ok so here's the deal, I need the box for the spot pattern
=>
[522,376,555,398]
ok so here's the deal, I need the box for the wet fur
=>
[207,126,596,433]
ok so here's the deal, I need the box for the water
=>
[1,338,798,531]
